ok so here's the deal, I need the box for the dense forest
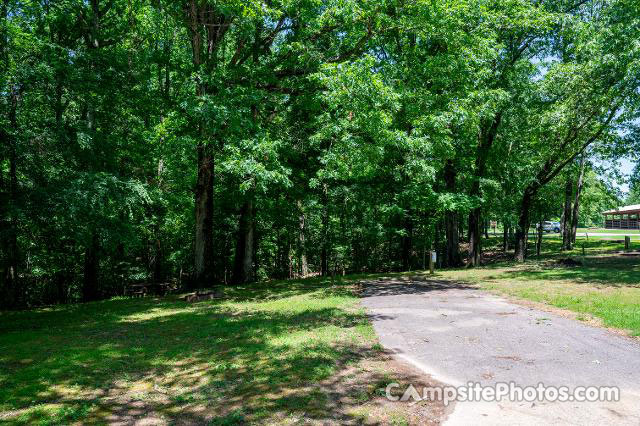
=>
[1,0,639,308]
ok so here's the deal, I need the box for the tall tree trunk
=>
[0,0,7,305]
[468,209,482,266]
[515,186,536,262]
[401,212,413,271]
[571,155,586,244]
[233,198,254,284]
[434,218,443,268]
[297,200,308,278]
[468,113,502,266]
[422,221,428,270]
[82,232,100,302]
[320,183,329,276]
[54,71,64,140]
[562,177,573,250]
[339,196,347,275]
[288,237,293,279]
[444,159,462,267]
[536,219,543,256]
[503,223,509,252]
[3,83,19,307]
[276,227,287,279]
[152,159,166,283]
[164,36,171,98]
[193,145,214,287]
[187,2,220,288]
[89,0,102,49]
[78,0,104,302]
[445,212,461,267]
[151,238,165,283]
[55,270,69,305]
[234,35,264,284]
[0,150,5,306]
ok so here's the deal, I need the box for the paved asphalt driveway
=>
[361,277,640,425]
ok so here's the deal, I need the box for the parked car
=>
[540,221,561,233]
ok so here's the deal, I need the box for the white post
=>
[429,251,436,275]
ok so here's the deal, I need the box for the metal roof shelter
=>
[603,205,640,229]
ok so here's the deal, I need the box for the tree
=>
[513,0,640,261]
[1,0,639,309]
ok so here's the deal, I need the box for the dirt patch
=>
[556,257,583,267]
[318,350,451,425]
[181,288,223,302]
[620,251,640,257]
[480,249,516,264]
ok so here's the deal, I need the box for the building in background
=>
[603,205,640,229]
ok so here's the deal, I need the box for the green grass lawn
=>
[525,229,640,240]
[0,277,430,425]
[493,227,640,234]
[482,233,636,255]
[577,228,640,234]
[538,236,629,253]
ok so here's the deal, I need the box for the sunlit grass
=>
[577,228,640,234]
[0,277,383,424]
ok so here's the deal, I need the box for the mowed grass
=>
[576,228,640,234]
[0,277,389,425]
[431,235,640,337]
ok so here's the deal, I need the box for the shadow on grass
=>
[0,279,393,424]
